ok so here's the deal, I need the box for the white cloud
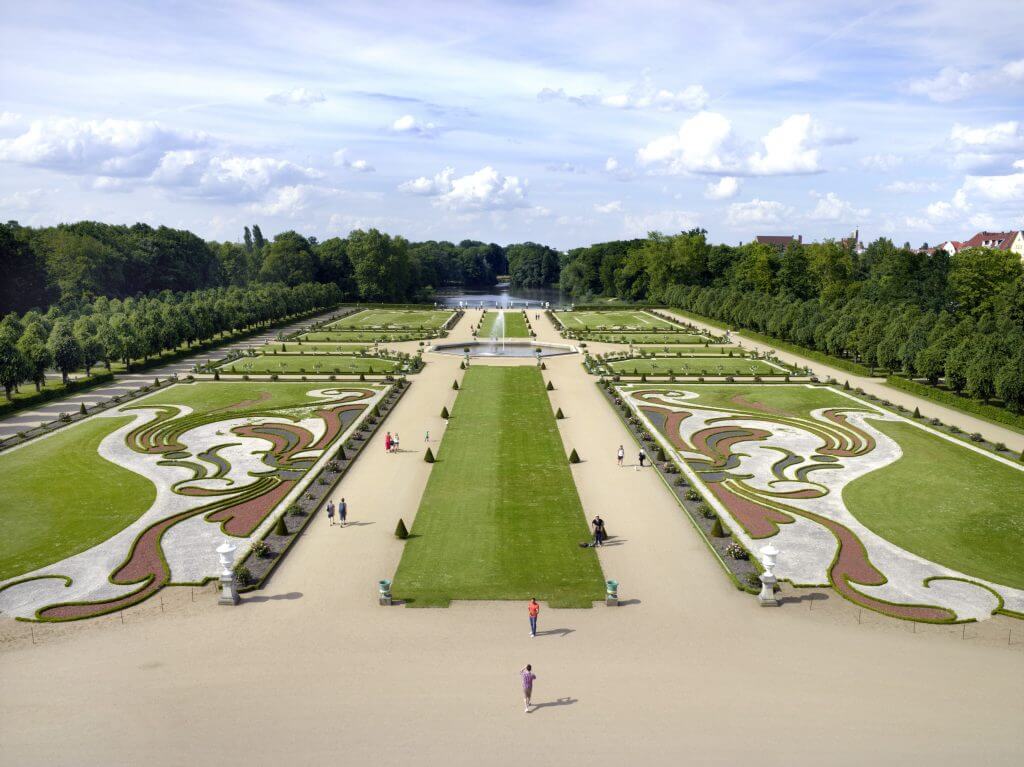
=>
[908,67,976,102]
[332,148,374,172]
[399,166,528,211]
[807,192,869,222]
[747,114,822,175]
[624,210,698,236]
[949,121,1022,151]
[637,111,739,174]
[925,200,957,220]
[909,58,1024,102]
[265,87,325,107]
[860,153,903,172]
[704,176,739,199]
[392,114,438,137]
[726,199,792,226]
[0,117,207,177]
[0,112,21,128]
[881,180,941,193]
[594,200,623,213]
[151,152,322,201]
[604,157,620,172]
[538,79,708,112]
[956,172,1024,204]
[0,188,44,208]
[546,161,585,174]
[250,184,325,216]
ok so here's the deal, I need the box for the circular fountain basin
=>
[430,340,578,358]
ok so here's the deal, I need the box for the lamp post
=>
[216,541,239,605]
[758,543,779,606]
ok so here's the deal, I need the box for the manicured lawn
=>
[0,416,157,581]
[299,330,433,342]
[262,342,369,354]
[580,332,710,344]
[141,380,373,412]
[217,354,399,374]
[626,346,748,356]
[326,309,452,330]
[392,366,605,607]
[607,357,784,375]
[843,420,1024,591]
[559,310,678,330]
[479,311,530,338]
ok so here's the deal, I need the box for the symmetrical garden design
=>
[617,383,1024,622]
[0,381,387,621]
[298,308,456,342]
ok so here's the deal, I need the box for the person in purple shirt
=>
[521,664,536,713]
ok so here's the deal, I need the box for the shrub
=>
[656,446,666,462]
[556,408,564,419]
[547,380,554,391]
[79,402,87,415]
[949,425,961,434]
[969,432,984,442]
[744,572,763,589]
[710,518,726,537]
[233,565,255,586]
[685,489,700,501]
[441,405,450,419]
[424,447,435,463]
[336,446,347,460]
[287,503,305,517]
[213,370,220,380]
[540,361,547,370]
[568,448,581,463]
[913,406,921,418]
[58,412,71,423]
[929,417,942,426]
[725,542,749,560]
[251,540,271,558]
[460,361,465,370]
[360,373,366,381]
[843,380,850,390]
[453,380,459,390]
[698,503,715,519]
[394,518,409,539]
[994,442,1007,452]
[274,516,289,537]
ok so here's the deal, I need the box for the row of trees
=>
[0,220,556,315]
[561,230,1024,412]
[0,282,340,400]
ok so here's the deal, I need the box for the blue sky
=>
[1,0,1022,249]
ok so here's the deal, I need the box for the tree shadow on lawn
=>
[241,591,303,604]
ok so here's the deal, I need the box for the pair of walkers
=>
[384,431,401,453]
[325,498,347,526]
[616,444,646,467]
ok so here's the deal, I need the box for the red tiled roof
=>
[959,231,1021,250]
[755,235,799,247]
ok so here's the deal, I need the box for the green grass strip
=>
[884,376,1024,435]
[392,366,605,607]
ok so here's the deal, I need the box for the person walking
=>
[617,445,624,467]
[638,448,646,467]
[326,499,335,526]
[528,598,540,638]
[393,433,401,453]
[591,515,606,546]
[385,431,392,453]
[338,497,347,527]
[424,430,430,443]
[521,665,537,713]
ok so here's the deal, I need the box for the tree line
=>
[561,231,1024,412]
[0,220,568,316]
[0,281,340,400]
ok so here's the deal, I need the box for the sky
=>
[0,0,1022,250]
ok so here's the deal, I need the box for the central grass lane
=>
[392,366,605,607]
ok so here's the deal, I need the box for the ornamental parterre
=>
[0,382,388,621]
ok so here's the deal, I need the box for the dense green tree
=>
[259,231,318,286]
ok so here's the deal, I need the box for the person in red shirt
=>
[528,598,540,638]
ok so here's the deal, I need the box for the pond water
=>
[431,340,577,358]
[434,284,568,309]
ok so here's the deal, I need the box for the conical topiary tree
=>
[424,447,435,463]
[394,518,409,539]
[657,446,666,462]
[453,380,459,390]
[547,380,554,391]
[213,370,221,380]
[569,448,581,463]
[556,408,564,419]
[274,516,289,537]
[710,518,725,537]
[79,402,87,415]
[337,445,347,460]
[441,405,450,419]
[913,406,921,418]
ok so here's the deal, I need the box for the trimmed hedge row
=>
[0,372,115,418]
[885,375,1024,434]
